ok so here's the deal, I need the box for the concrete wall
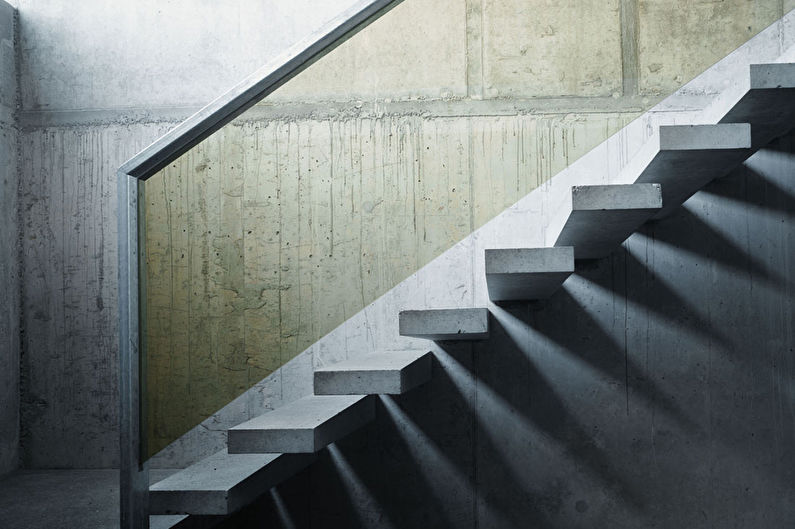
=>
[221,128,795,529]
[154,15,794,464]
[16,0,362,469]
[146,18,795,525]
[141,111,636,455]
[17,0,363,111]
[13,0,794,468]
[142,0,794,456]
[0,0,19,477]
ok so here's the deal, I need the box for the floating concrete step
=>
[399,308,489,340]
[634,124,751,218]
[149,449,315,515]
[485,247,574,301]
[553,184,662,259]
[150,515,190,529]
[720,63,795,147]
[228,395,374,454]
[150,514,227,529]
[314,350,432,395]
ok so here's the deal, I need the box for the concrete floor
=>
[0,469,179,529]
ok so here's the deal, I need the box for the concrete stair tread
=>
[399,308,489,340]
[485,247,574,301]
[553,184,662,259]
[314,350,432,395]
[150,516,229,529]
[150,515,190,529]
[149,449,315,515]
[720,63,795,147]
[150,515,225,529]
[634,124,752,218]
[228,394,375,454]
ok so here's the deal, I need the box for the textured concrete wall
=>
[145,20,795,526]
[19,123,181,468]
[14,0,794,467]
[0,0,19,477]
[141,0,795,451]
[153,20,794,468]
[142,112,635,454]
[222,129,795,529]
[16,0,363,111]
[15,0,360,468]
[142,0,792,456]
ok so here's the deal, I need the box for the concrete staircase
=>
[149,352,434,526]
[149,62,795,528]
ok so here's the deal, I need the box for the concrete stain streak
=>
[620,0,641,96]
[19,123,174,468]
[143,112,635,455]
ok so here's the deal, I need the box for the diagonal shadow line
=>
[301,419,405,529]
[307,396,463,529]
[431,347,607,527]
[647,207,789,291]
[752,131,795,154]
[314,354,483,529]
[209,464,313,529]
[307,446,373,528]
[699,164,795,220]
[373,389,477,529]
[577,248,736,354]
[325,442,401,529]
[462,404,574,528]
[268,488,301,529]
[499,293,701,435]
[440,334,651,516]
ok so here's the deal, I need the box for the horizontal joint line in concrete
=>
[18,96,660,128]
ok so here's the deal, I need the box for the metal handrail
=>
[117,1,403,527]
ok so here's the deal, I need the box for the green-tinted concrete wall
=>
[143,0,790,456]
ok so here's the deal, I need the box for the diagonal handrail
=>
[118,2,404,528]
[120,0,403,180]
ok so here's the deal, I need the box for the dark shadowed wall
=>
[0,0,19,478]
[211,131,795,528]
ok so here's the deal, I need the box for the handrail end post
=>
[118,170,149,529]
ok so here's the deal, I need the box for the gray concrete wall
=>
[0,0,19,477]
[12,0,794,473]
[138,1,795,458]
[211,126,795,529]
[15,0,362,469]
[18,123,174,468]
[145,19,795,524]
[16,0,362,111]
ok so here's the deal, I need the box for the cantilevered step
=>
[150,515,230,529]
[485,247,574,301]
[314,350,432,395]
[720,63,795,147]
[399,308,489,340]
[634,124,751,218]
[553,184,662,259]
[228,395,374,454]
[149,449,315,515]
[150,516,190,529]
[150,515,225,529]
